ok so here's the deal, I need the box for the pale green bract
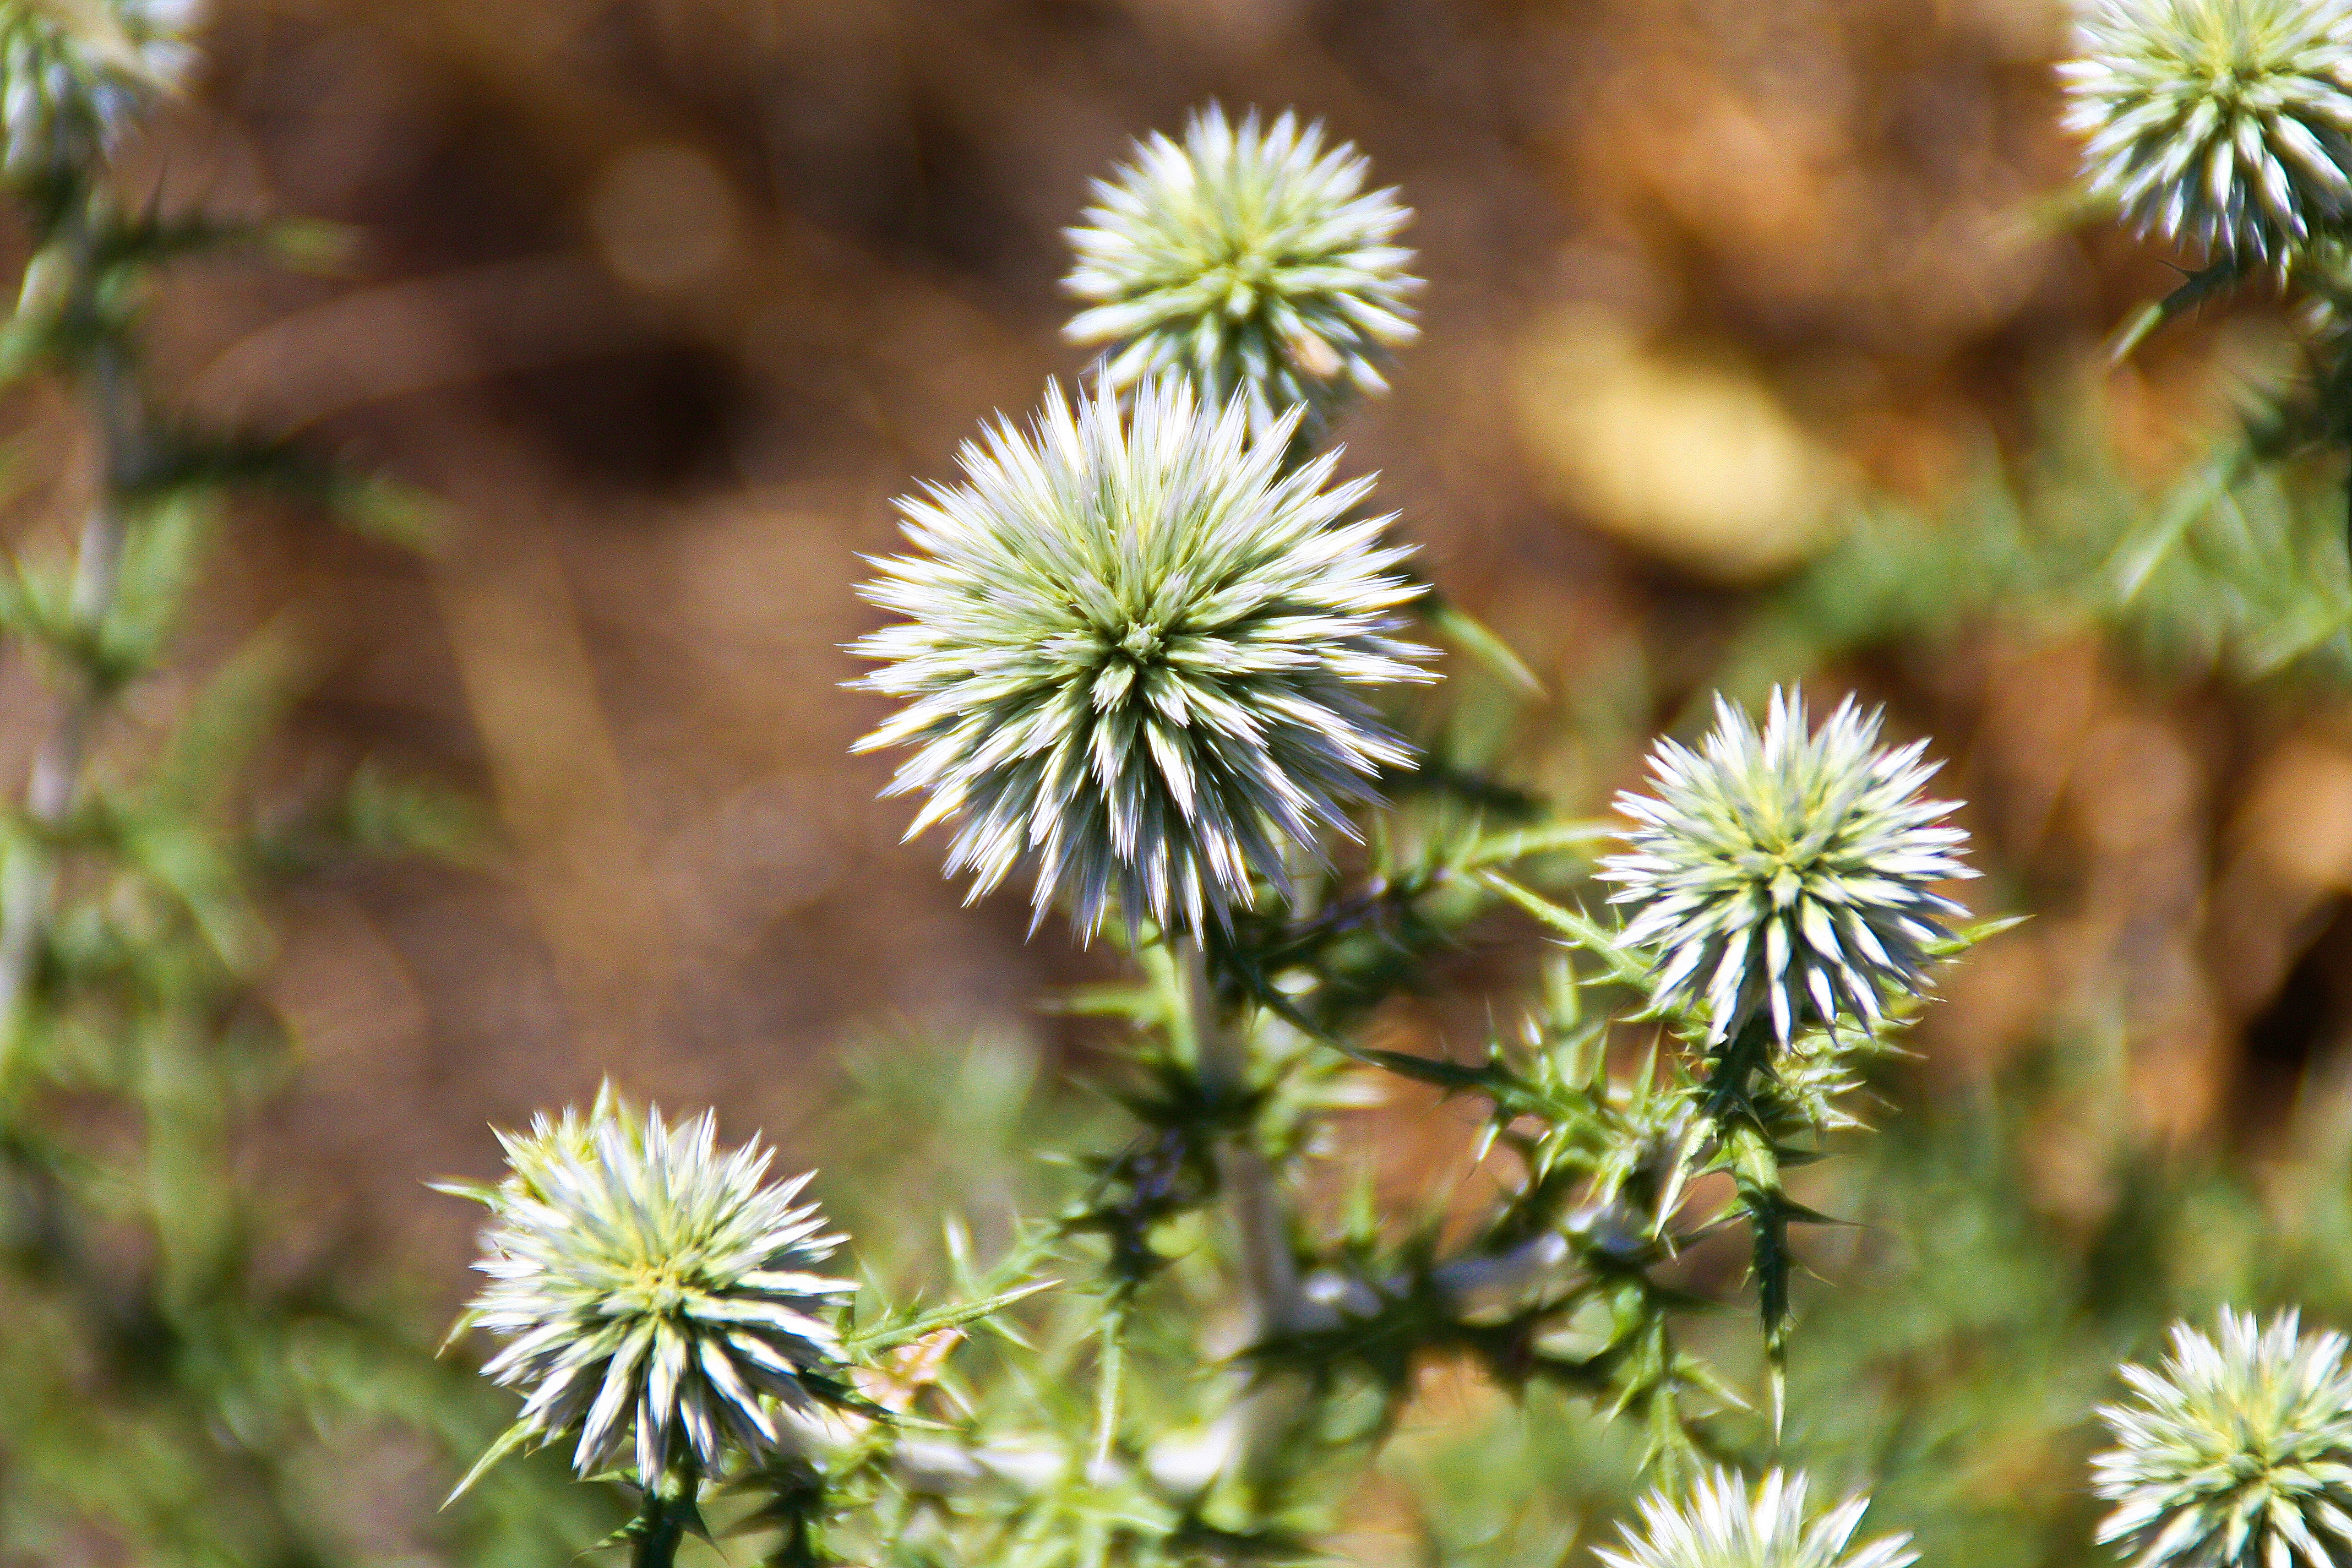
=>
[2093,1309,2352,1568]
[1063,105,1420,439]
[852,377,1432,940]
[0,0,192,178]
[1597,1469,1918,1568]
[2061,0,2352,263]
[447,1090,855,1493]
[1598,689,1971,1047]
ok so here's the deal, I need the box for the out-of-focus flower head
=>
[447,1087,855,1494]
[2094,1308,2352,1568]
[1599,689,1972,1047]
[1064,105,1420,440]
[2062,0,2352,264]
[852,377,1433,940]
[1597,1469,1918,1568]
[1,0,195,180]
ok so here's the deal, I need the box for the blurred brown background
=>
[12,0,2340,1304]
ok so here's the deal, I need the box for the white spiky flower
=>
[852,377,1433,939]
[1598,690,1972,1047]
[2061,0,2352,264]
[447,1089,856,1493]
[1064,105,1420,440]
[2093,1309,2352,1568]
[1,0,194,179]
[1598,1469,1918,1568]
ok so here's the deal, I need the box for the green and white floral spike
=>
[853,376,1433,940]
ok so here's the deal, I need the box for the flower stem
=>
[1179,934,1297,1335]
[630,1487,695,1568]
[0,208,141,1085]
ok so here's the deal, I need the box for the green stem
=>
[1179,934,1297,1333]
[0,200,141,1084]
[630,1487,695,1568]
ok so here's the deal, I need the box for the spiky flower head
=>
[2093,1309,2352,1568]
[1,0,194,180]
[1598,1469,1918,1568]
[852,377,1432,939]
[1598,689,1972,1047]
[2061,0,2352,263]
[447,1088,855,1493]
[1063,105,1420,440]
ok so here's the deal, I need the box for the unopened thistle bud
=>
[2094,1309,2352,1568]
[1,0,193,180]
[1064,105,1420,439]
[446,1091,855,1494]
[2061,0,2352,264]
[852,377,1433,939]
[1597,1469,1918,1568]
[1599,690,1972,1047]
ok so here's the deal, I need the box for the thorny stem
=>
[1179,934,1298,1334]
[630,1486,695,1568]
[0,205,141,1085]
[1179,933,1317,1498]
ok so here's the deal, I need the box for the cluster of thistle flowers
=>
[845,92,1984,1557]
[853,105,1433,941]
[1593,1308,2352,1568]
[437,99,2202,1568]
[425,66,2352,1568]
[1609,1305,2352,1568]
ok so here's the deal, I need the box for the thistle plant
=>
[446,1090,857,1500]
[2061,0,2352,267]
[1599,689,1973,1050]
[1597,1470,1918,1568]
[2092,1309,2352,1568]
[851,375,1431,939]
[1064,105,1420,442]
[835,100,2013,1565]
[0,6,563,1561]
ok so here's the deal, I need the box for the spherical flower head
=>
[1,0,194,180]
[852,377,1434,939]
[1063,105,1421,440]
[1598,1469,1918,1568]
[1598,689,1972,1047]
[2093,1309,2352,1568]
[449,1091,856,1493]
[2061,0,2352,263]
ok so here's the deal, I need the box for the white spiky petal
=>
[2061,0,2352,263]
[1064,105,1421,439]
[2093,1309,2352,1568]
[852,377,1433,939]
[1,0,194,178]
[1598,690,1972,1047]
[451,1091,855,1491]
[1597,1469,1918,1568]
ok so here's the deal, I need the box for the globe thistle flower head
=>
[2061,0,2352,264]
[1064,105,1420,440]
[449,1089,856,1493]
[2093,1309,2352,1568]
[1597,1469,1918,1568]
[1,0,194,181]
[1598,689,1972,1048]
[852,377,1434,940]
